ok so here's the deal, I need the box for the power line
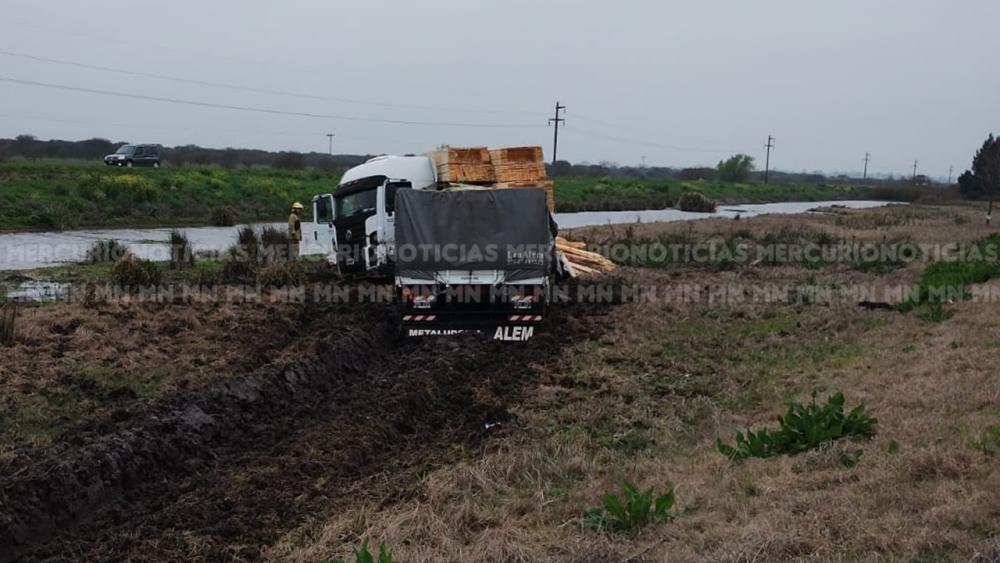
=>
[548,101,566,165]
[573,112,749,148]
[0,49,544,117]
[0,111,424,147]
[0,75,546,129]
[571,126,752,156]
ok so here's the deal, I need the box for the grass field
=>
[5,203,1000,560]
[553,177,874,212]
[0,158,341,231]
[1,158,882,232]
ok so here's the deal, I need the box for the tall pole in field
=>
[948,165,954,184]
[763,135,775,184]
[548,101,566,165]
[326,133,335,156]
[863,152,870,181]
[912,160,919,181]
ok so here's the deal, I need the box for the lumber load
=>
[427,147,496,183]
[556,238,616,276]
[489,146,547,183]
[496,180,555,212]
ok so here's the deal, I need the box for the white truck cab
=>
[311,155,437,274]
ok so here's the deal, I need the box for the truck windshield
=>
[115,145,136,155]
[335,188,377,218]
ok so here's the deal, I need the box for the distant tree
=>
[548,159,573,177]
[962,135,1000,224]
[958,170,984,200]
[678,167,717,181]
[717,154,755,182]
[273,152,306,170]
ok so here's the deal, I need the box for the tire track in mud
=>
[3,301,608,562]
[0,308,391,562]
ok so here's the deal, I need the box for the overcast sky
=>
[1,0,997,178]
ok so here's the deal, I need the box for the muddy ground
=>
[4,203,1000,562]
[0,280,610,561]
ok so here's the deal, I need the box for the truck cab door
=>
[312,193,336,260]
[377,179,411,267]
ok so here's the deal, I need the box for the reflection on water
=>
[0,201,899,271]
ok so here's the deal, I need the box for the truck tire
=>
[125,161,133,168]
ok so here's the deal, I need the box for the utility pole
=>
[912,160,919,181]
[641,155,647,168]
[548,101,566,165]
[326,133,335,156]
[948,165,954,184]
[863,152,870,181]
[763,135,775,184]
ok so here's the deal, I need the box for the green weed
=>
[330,538,395,563]
[971,426,1000,455]
[717,391,877,461]
[900,234,1000,313]
[582,480,678,534]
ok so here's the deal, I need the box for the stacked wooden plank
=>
[496,180,555,212]
[490,147,547,183]
[427,147,496,183]
[555,236,616,277]
[491,146,553,211]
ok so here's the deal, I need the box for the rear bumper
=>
[400,300,546,341]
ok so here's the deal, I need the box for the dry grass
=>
[268,204,1000,562]
[0,299,338,455]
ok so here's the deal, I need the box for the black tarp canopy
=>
[394,188,555,282]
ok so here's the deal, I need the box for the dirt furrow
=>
[4,301,607,562]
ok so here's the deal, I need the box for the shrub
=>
[257,260,305,288]
[677,191,716,213]
[259,225,290,263]
[1,304,15,347]
[717,154,755,182]
[168,230,194,269]
[232,225,261,263]
[221,257,257,284]
[210,207,236,227]
[332,539,395,563]
[110,255,161,287]
[717,391,877,461]
[899,234,1000,312]
[190,261,223,287]
[582,480,678,534]
[85,239,129,263]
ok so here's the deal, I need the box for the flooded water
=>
[0,200,899,272]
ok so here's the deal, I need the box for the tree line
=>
[0,134,370,170]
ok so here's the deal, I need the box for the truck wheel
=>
[153,162,160,168]
[125,161,133,168]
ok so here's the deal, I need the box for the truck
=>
[310,155,437,275]
[394,187,555,341]
[310,154,557,340]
